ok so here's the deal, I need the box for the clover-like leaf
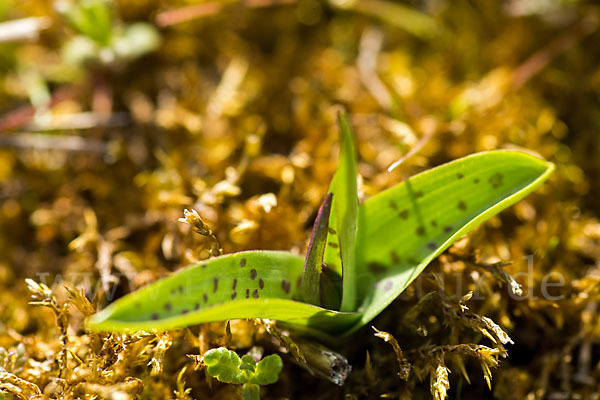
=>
[248,354,283,385]
[203,347,283,389]
[239,355,257,373]
[203,347,247,385]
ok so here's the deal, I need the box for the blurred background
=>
[0,0,599,399]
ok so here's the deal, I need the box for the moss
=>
[1,1,599,399]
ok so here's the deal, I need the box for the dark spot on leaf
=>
[399,209,410,219]
[328,241,339,248]
[182,309,189,314]
[368,262,387,274]
[246,289,250,298]
[416,226,425,236]
[252,289,259,298]
[151,313,159,320]
[457,172,464,179]
[250,269,257,280]
[281,279,291,294]
[489,172,503,189]
[427,242,437,250]
[164,303,172,311]
[201,264,206,268]
[213,278,219,293]
[231,292,237,300]
[259,279,264,289]
[195,303,200,310]
[170,289,175,295]
[240,258,247,267]
[178,285,184,294]
[232,279,237,290]
[457,200,467,211]
[390,251,400,264]
[328,227,337,234]
[415,191,424,198]
[473,178,480,184]
[203,293,208,303]
[408,257,420,265]
[431,220,438,227]
[389,200,398,210]
[444,225,453,233]
[384,281,393,291]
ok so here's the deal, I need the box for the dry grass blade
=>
[0,17,51,43]
[386,124,436,172]
[255,319,306,364]
[179,209,223,257]
[372,327,411,380]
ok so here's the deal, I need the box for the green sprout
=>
[87,112,554,341]
[56,0,160,66]
[203,347,282,400]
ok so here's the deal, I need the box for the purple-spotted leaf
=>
[87,115,554,340]
[302,193,333,306]
[87,250,359,334]
[352,150,554,331]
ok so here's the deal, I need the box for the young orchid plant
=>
[203,347,283,400]
[87,112,554,340]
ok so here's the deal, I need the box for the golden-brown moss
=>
[0,1,599,399]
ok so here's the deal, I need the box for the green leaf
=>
[61,0,113,46]
[86,250,359,335]
[203,347,282,389]
[323,111,359,312]
[249,354,283,385]
[240,355,257,372]
[87,128,553,340]
[339,0,438,39]
[352,150,554,331]
[203,347,247,384]
[319,265,342,311]
[302,193,333,306]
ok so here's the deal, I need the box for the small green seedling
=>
[203,347,282,400]
[87,112,554,339]
[56,0,160,66]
